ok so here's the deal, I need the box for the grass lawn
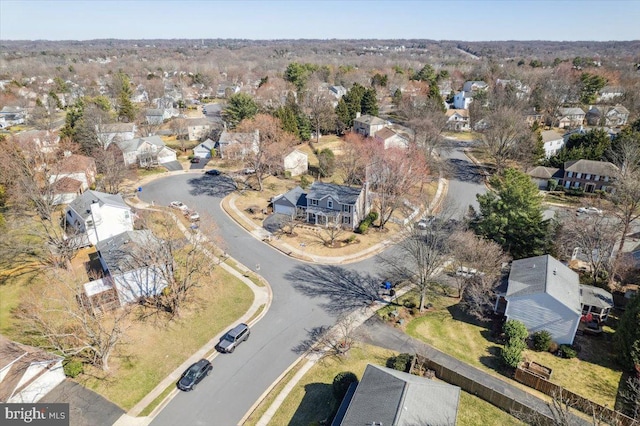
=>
[0,267,42,337]
[261,344,523,425]
[443,131,480,141]
[404,297,623,408]
[80,265,253,410]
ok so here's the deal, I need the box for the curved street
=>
[140,141,485,425]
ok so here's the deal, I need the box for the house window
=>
[311,199,318,206]
[576,172,582,179]
[574,182,580,188]
[342,216,351,224]
[585,174,591,180]
[604,176,609,182]
[342,205,352,213]
[328,200,333,209]
[567,171,573,178]
[595,175,600,181]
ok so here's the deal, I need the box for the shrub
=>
[367,211,379,223]
[356,222,369,234]
[283,170,292,178]
[501,344,523,368]
[386,353,413,372]
[403,298,417,309]
[63,358,84,378]
[332,371,358,401]
[507,337,526,351]
[548,341,559,354]
[344,235,356,244]
[503,320,528,342]
[559,345,577,359]
[532,330,552,352]
[300,175,311,189]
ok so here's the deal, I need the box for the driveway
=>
[189,158,209,170]
[161,161,183,171]
[40,380,124,426]
[138,144,486,425]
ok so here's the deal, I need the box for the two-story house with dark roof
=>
[305,182,370,230]
[562,159,618,193]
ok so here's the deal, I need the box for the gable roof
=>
[337,364,460,426]
[0,335,63,402]
[564,159,618,176]
[307,182,362,205]
[68,190,129,220]
[541,130,564,143]
[463,80,488,91]
[507,255,581,314]
[53,176,82,194]
[195,138,215,151]
[96,229,164,274]
[559,107,586,116]
[116,135,166,154]
[218,130,259,146]
[285,148,308,159]
[58,154,95,173]
[374,127,396,140]
[580,285,614,309]
[273,186,307,208]
[99,123,136,133]
[354,114,386,126]
[446,109,469,118]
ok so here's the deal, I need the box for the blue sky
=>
[1,0,638,41]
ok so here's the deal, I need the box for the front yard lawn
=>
[81,265,253,409]
[259,344,523,425]
[404,297,623,408]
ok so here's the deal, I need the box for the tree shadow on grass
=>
[479,345,504,374]
[284,264,385,316]
[288,382,336,426]
[187,175,237,198]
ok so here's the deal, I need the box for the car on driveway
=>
[177,359,212,391]
[216,323,250,353]
[577,206,603,215]
[184,210,200,221]
[190,157,200,163]
[205,169,221,176]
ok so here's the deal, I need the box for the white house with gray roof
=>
[193,138,215,159]
[65,190,134,247]
[116,135,177,167]
[495,255,613,344]
[332,364,460,426]
[353,114,387,137]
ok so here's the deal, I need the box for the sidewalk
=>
[113,201,272,426]
[222,175,449,265]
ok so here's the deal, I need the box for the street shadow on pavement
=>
[285,264,385,316]
[187,175,237,198]
[444,158,486,184]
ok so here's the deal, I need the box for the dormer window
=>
[328,200,333,209]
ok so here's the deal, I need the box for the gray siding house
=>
[305,182,370,230]
[272,186,307,217]
[495,255,613,345]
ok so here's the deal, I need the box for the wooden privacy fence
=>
[515,364,639,426]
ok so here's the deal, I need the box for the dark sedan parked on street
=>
[177,359,212,391]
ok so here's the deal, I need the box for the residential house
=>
[216,130,260,160]
[50,153,97,205]
[585,105,630,127]
[85,230,170,308]
[145,108,178,125]
[597,86,624,103]
[494,254,613,345]
[305,181,370,230]
[557,107,586,129]
[353,114,387,137]
[453,91,473,110]
[374,127,410,149]
[0,336,65,403]
[96,123,137,147]
[563,159,618,193]
[14,130,60,154]
[116,135,177,167]
[283,149,309,176]
[462,80,488,92]
[527,166,563,190]
[65,190,134,247]
[495,79,530,100]
[445,109,470,131]
[523,108,544,127]
[332,364,460,426]
[328,85,347,100]
[540,130,565,158]
[0,106,26,128]
[216,83,241,98]
[131,84,149,103]
[193,138,215,159]
[186,118,212,141]
[272,186,307,217]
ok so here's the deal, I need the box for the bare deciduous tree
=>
[293,314,359,358]
[315,212,346,247]
[337,132,368,186]
[16,270,132,371]
[303,85,336,144]
[449,230,509,320]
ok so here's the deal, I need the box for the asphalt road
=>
[141,142,486,426]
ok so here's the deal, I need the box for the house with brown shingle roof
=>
[445,109,470,131]
[50,153,97,205]
[0,335,65,403]
[374,127,409,149]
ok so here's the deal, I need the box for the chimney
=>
[356,111,361,118]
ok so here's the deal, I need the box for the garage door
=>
[273,204,294,216]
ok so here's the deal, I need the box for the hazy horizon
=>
[1,0,638,42]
